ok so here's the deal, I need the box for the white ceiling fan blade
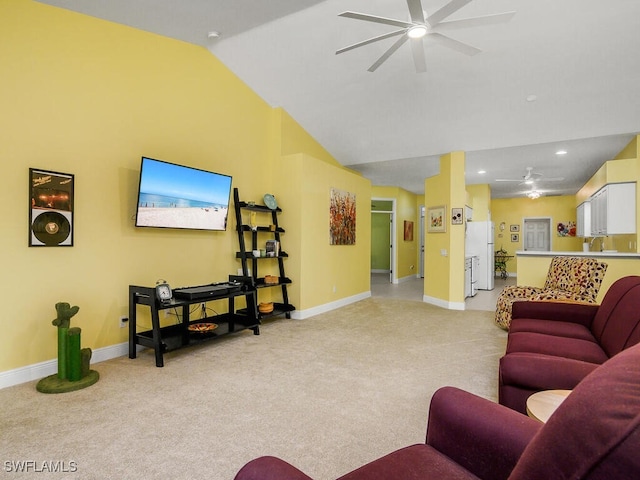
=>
[336,29,407,55]
[406,0,426,24]
[338,11,413,29]
[428,32,481,56]
[435,12,516,31]
[368,34,410,72]
[410,38,427,73]
[426,0,472,27]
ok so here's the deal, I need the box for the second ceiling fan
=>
[336,0,515,72]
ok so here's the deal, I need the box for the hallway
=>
[371,273,516,312]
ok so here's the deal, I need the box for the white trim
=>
[290,291,371,320]
[395,274,416,284]
[0,342,131,390]
[423,295,466,311]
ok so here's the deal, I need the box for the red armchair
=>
[235,343,640,479]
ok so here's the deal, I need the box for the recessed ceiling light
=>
[556,149,567,155]
[478,170,486,174]
[207,31,221,39]
[407,25,428,39]
[526,94,537,102]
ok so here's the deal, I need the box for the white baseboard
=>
[395,274,417,284]
[291,291,372,320]
[423,295,466,311]
[0,342,130,390]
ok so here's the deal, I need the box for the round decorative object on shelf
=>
[258,302,274,314]
[263,193,278,210]
[188,323,218,333]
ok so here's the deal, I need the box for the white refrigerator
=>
[465,221,495,290]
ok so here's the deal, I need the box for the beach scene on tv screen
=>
[136,159,231,230]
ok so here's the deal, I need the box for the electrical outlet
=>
[119,316,128,328]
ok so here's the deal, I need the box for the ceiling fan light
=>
[408,25,428,39]
[527,190,541,199]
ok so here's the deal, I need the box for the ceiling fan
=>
[336,0,515,72]
[495,167,565,184]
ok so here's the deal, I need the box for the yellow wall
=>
[277,108,342,168]
[614,136,638,160]
[0,0,369,374]
[491,196,583,275]
[371,186,420,280]
[424,152,466,307]
[466,184,491,221]
[275,154,371,311]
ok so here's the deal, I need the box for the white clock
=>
[156,281,172,304]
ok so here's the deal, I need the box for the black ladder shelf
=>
[233,188,295,320]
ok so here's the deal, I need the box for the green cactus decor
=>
[36,302,99,394]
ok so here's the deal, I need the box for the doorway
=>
[523,217,552,251]
[371,198,396,283]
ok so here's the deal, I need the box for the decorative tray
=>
[188,323,218,333]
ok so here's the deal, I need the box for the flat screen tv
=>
[135,157,232,231]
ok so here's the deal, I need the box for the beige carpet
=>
[0,298,507,480]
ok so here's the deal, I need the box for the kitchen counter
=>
[516,250,640,259]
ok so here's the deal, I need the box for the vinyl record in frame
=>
[29,168,74,247]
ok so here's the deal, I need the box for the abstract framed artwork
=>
[329,188,356,245]
[404,220,414,241]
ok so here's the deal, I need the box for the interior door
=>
[523,218,551,251]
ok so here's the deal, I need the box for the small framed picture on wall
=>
[451,208,463,225]
[511,233,519,242]
[427,205,446,233]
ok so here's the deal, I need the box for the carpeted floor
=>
[0,297,507,480]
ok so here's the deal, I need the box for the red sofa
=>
[235,343,640,479]
[499,275,640,414]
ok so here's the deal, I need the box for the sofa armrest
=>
[500,353,600,390]
[512,300,598,327]
[234,456,314,480]
[426,387,541,480]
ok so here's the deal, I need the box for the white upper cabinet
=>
[576,201,591,237]
[589,182,636,235]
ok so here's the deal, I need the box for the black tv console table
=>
[128,279,259,367]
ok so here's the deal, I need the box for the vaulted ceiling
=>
[37,0,640,197]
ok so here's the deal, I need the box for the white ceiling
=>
[37,0,640,198]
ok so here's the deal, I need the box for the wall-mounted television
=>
[135,157,232,231]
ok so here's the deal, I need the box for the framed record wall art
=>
[29,168,74,247]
